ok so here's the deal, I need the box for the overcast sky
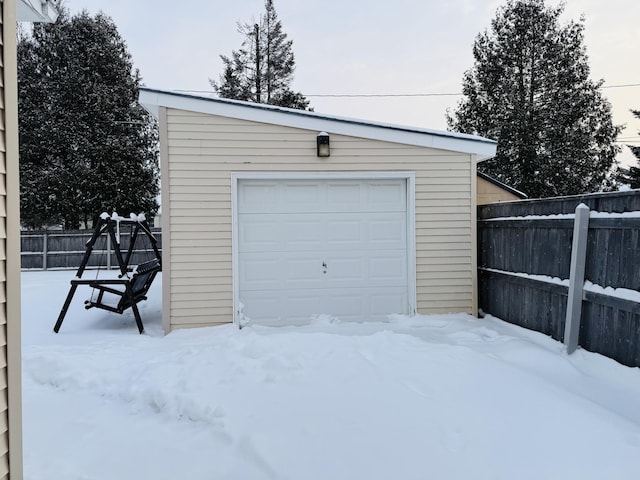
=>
[65,0,640,166]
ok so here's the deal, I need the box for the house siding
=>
[2,0,23,477]
[0,0,8,471]
[477,176,522,204]
[164,108,476,330]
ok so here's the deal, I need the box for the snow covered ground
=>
[22,270,640,480]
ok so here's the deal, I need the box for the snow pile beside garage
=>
[22,271,640,480]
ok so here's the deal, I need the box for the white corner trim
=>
[406,174,417,315]
[158,107,172,334]
[231,173,240,327]
[231,172,418,324]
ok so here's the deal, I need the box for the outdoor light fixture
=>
[317,132,330,157]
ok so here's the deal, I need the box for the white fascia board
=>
[139,88,497,161]
[17,0,59,22]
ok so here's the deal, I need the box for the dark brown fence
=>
[478,190,640,367]
[21,229,162,270]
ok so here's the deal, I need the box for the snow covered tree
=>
[210,0,310,110]
[619,166,640,189]
[618,110,640,188]
[447,0,621,198]
[18,6,159,229]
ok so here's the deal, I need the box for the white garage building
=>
[139,89,496,332]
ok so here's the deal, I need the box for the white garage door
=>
[237,178,409,326]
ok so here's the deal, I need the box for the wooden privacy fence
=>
[478,190,640,367]
[21,229,163,270]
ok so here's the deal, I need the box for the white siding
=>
[0,2,9,475]
[2,0,23,477]
[165,109,475,329]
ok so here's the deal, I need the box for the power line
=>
[173,89,464,97]
[306,92,462,98]
[602,83,640,89]
[307,82,640,98]
[174,82,640,99]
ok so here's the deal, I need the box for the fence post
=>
[42,233,48,271]
[564,203,590,354]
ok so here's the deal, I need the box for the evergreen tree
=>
[618,110,640,188]
[210,0,310,110]
[447,0,621,198]
[18,6,159,229]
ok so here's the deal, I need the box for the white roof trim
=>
[17,0,59,22]
[139,88,497,161]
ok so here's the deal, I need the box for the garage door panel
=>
[325,257,364,283]
[241,291,324,326]
[239,180,406,214]
[241,250,407,290]
[287,258,325,286]
[326,219,364,245]
[369,255,408,283]
[240,252,326,290]
[368,217,407,246]
[239,182,278,209]
[369,289,409,319]
[323,250,407,287]
[367,182,406,208]
[325,292,365,322]
[284,220,324,248]
[283,183,322,209]
[240,180,321,214]
[240,212,406,252]
[239,214,323,252]
[240,286,408,325]
[241,258,283,289]
[238,217,281,250]
[326,182,362,206]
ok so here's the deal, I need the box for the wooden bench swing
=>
[54,213,162,334]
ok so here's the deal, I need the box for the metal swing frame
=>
[53,215,162,334]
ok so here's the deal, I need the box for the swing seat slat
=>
[85,258,161,314]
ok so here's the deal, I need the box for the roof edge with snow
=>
[18,0,59,22]
[138,88,497,161]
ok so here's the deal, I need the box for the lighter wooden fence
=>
[478,190,640,367]
[21,229,163,270]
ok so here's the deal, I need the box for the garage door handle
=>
[322,261,327,273]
